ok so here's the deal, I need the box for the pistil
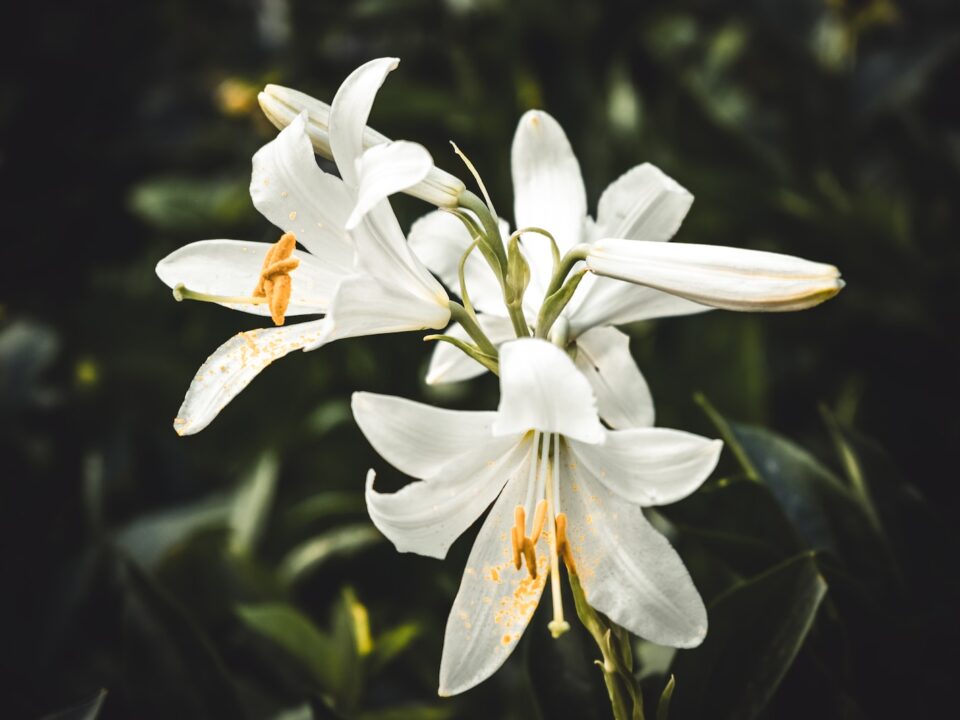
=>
[544,432,570,638]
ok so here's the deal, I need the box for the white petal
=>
[568,430,721,506]
[352,391,498,479]
[573,327,654,429]
[329,57,398,185]
[593,163,693,243]
[173,320,330,436]
[439,443,548,696]
[346,141,433,230]
[249,113,355,270]
[408,210,507,316]
[308,273,449,350]
[156,239,338,315]
[565,274,711,337]
[425,315,516,385]
[587,240,844,311]
[364,436,527,559]
[492,339,603,444]
[559,445,708,647]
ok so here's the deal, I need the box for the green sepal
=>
[423,334,499,375]
[536,269,587,339]
[505,234,531,306]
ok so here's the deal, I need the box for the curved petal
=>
[492,339,603,444]
[352,391,498,479]
[329,57,398,185]
[156,239,339,315]
[573,327,654,429]
[439,441,548,696]
[364,435,527,559]
[346,141,433,230]
[173,319,330,436]
[408,210,507,315]
[559,445,708,647]
[425,314,516,385]
[586,240,844,311]
[308,273,449,350]
[250,112,355,270]
[593,163,693,243]
[568,430,722,506]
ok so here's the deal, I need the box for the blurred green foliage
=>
[1,0,958,717]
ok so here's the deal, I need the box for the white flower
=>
[353,338,722,695]
[156,58,450,435]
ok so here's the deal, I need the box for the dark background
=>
[1,0,958,718]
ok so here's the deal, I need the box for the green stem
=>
[448,301,498,356]
[458,191,508,269]
[542,244,589,300]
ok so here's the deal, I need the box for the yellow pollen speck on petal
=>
[501,634,512,646]
[280,190,288,198]
[288,210,297,221]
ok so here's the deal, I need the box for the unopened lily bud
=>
[586,239,844,311]
[258,84,465,208]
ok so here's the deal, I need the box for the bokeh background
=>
[2,0,959,718]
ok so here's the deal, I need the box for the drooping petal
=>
[559,445,708,647]
[565,274,711,337]
[568,430,722,506]
[492,339,603,444]
[512,110,588,301]
[586,240,844,311]
[352,391,499,479]
[573,327,654,429]
[346,141,433,230]
[439,443,548,696]
[592,163,693,243]
[306,273,449,350]
[156,239,339,315]
[329,57,398,185]
[173,319,330,436]
[364,435,527,559]
[249,112,355,270]
[407,210,507,315]
[425,315,516,385]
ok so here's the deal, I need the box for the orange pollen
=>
[555,512,576,574]
[253,232,300,326]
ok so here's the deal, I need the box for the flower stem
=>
[447,300,498,357]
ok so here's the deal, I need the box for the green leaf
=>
[282,492,367,533]
[656,675,675,720]
[356,706,456,720]
[370,622,422,674]
[229,451,278,556]
[129,175,253,232]
[669,553,828,720]
[41,689,107,720]
[279,524,383,584]
[330,589,365,712]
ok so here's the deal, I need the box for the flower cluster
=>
[158,58,843,699]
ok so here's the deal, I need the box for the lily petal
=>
[593,163,693,242]
[568,430,721,506]
[559,446,708,647]
[156,239,339,315]
[587,239,844,311]
[425,314,515,385]
[347,141,434,230]
[574,327,654,429]
[439,443,549,696]
[249,112,355,270]
[364,436,527,559]
[492,339,604,444]
[173,319,330,436]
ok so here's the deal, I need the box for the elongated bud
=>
[258,84,465,208]
[586,239,844,311]
[506,235,531,306]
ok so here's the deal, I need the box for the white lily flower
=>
[157,58,450,435]
[353,339,721,696]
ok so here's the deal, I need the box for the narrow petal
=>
[329,57,398,185]
[352,391,498,479]
[407,210,507,315]
[249,112,355,270]
[568,430,722,506]
[308,273,449,350]
[492,339,604,444]
[593,163,693,243]
[565,274,711,337]
[364,435,527,559]
[173,319,330,436]
[425,315,516,385]
[439,444,548,696]
[560,445,708,647]
[574,327,654,429]
[346,141,433,230]
[587,239,844,311]
[156,239,339,315]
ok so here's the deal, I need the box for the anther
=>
[530,500,547,542]
[511,526,523,571]
[252,232,299,326]
[555,513,576,573]
[522,538,538,579]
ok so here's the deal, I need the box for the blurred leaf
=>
[283,492,367,534]
[279,524,383,583]
[370,622,422,675]
[356,706,455,720]
[656,675,675,720]
[306,399,353,436]
[41,689,107,720]
[271,705,314,720]
[115,496,232,568]
[0,320,59,413]
[669,553,827,719]
[330,588,365,711]
[229,451,279,556]
[129,175,254,233]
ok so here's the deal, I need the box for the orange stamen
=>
[555,512,576,573]
[252,232,299,326]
